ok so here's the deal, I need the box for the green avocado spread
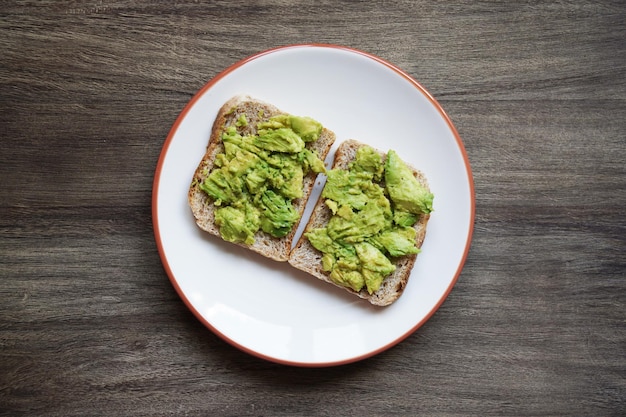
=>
[305,146,434,294]
[199,113,326,244]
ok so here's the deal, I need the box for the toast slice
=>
[288,140,431,306]
[188,95,336,261]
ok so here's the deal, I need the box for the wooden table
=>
[2,2,624,415]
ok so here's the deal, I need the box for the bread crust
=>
[288,140,431,306]
[188,95,336,261]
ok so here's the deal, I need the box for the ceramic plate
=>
[152,44,474,366]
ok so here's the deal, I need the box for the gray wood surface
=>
[1,1,625,416]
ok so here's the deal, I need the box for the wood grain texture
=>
[1,1,625,416]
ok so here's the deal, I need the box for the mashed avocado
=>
[305,146,434,294]
[199,114,326,244]
[385,150,434,214]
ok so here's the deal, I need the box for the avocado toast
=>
[188,95,336,261]
[288,140,433,306]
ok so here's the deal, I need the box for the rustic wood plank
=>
[1,1,624,415]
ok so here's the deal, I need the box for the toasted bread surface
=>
[288,139,431,306]
[188,95,336,261]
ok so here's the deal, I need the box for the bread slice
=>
[288,140,431,306]
[188,95,336,261]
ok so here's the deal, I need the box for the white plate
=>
[153,44,474,366]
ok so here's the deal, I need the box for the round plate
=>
[152,44,474,367]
